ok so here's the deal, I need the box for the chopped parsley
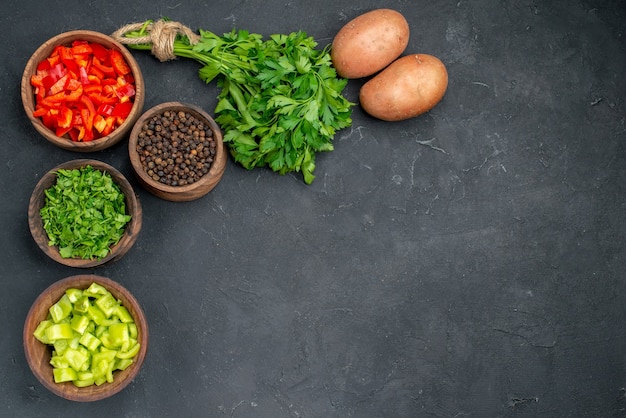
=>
[40,165,131,260]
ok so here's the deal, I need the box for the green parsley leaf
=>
[117,21,354,184]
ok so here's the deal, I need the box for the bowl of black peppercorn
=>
[128,102,227,201]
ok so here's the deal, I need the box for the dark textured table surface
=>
[2,1,625,417]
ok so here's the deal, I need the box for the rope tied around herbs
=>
[111,20,200,62]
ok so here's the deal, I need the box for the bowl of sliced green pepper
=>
[28,159,142,268]
[23,274,148,402]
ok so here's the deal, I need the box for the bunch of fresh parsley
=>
[118,22,354,184]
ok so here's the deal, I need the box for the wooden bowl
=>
[128,102,227,202]
[24,275,148,402]
[21,30,145,152]
[28,159,142,268]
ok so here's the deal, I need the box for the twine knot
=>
[112,20,200,62]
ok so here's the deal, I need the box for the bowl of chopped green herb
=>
[24,274,149,401]
[28,159,142,268]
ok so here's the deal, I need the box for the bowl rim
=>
[23,274,149,402]
[28,158,142,268]
[128,101,226,195]
[21,30,145,152]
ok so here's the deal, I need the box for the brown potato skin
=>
[331,9,409,79]
[359,54,448,121]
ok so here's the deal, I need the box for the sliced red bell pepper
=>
[115,82,135,101]
[68,127,81,142]
[83,84,103,95]
[58,46,73,61]
[72,57,89,70]
[79,95,95,132]
[65,85,84,102]
[46,54,61,69]
[88,65,105,81]
[110,49,131,76]
[111,101,133,119]
[89,42,109,62]
[37,58,51,72]
[41,91,69,106]
[87,74,101,85]
[56,125,73,138]
[45,62,67,85]
[57,106,73,129]
[30,40,135,142]
[60,47,80,73]
[97,103,115,116]
[66,77,82,92]
[92,57,116,78]
[93,114,107,133]
[78,66,90,85]
[71,43,93,56]
[101,116,116,136]
[30,74,45,89]
[33,106,49,118]
[82,124,94,141]
[101,78,119,87]
[35,87,46,103]
[87,92,118,106]
[47,74,69,95]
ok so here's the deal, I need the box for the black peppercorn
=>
[135,110,217,186]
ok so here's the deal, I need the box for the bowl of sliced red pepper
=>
[23,274,149,402]
[21,30,145,152]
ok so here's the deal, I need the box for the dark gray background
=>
[2,0,625,416]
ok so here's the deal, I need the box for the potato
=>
[359,54,448,121]
[331,9,409,79]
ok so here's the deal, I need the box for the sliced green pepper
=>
[95,292,118,318]
[116,342,140,359]
[49,294,73,323]
[73,295,91,314]
[92,348,117,383]
[50,355,70,369]
[115,305,134,323]
[95,324,107,338]
[34,282,141,388]
[33,320,52,344]
[77,371,94,381]
[79,332,102,352]
[63,347,89,372]
[53,338,70,356]
[45,323,74,341]
[70,314,90,335]
[94,375,107,386]
[53,367,77,383]
[65,288,83,304]
[108,323,129,347]
[69,335,81,350]
[116,358,133,370]
[87,304,107,326]
[74,377,96,387]
[84,282,109,298]
[128,323,138,339]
